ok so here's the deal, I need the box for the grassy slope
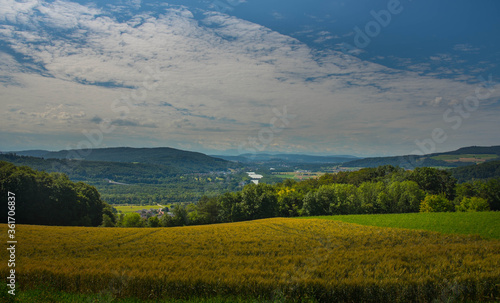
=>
[2,218,500,302]
[304,212,500,239]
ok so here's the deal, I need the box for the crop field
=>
[1,218,499,302]
[304,212,500,240]
[430,154,498,163]
[273,172,325,181]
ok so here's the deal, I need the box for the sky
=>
[0,0,499,157]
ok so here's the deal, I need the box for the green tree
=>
[101,214,115,227]
[315,185,335,216]
[410,167,457,200]
[241,184,277,220]
[147,216,161,227]
[456,197,490,212]
[196,196,220,224]
[122,213,143,227]
[358,182,385,214]
[0,161,110,227]
[302,191,320,216]
[419,195,454,213]
[387,181,425,213]
[276,188,303,217]
[330,184,357,215]
[475,178,500,211]
[171,204,189,226]
[160,213,174,227]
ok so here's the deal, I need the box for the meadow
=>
[272,172,325,181]
[113,204,166,214]
[1,217,499,302]
[304,211,500,239]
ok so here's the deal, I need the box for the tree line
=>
[117,165,499,228]
[2,160,498,228]
[0,153,247,205]
[0,161,115,226]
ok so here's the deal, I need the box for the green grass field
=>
[304,211,500,239]
[112,204,165,214]
[273,172,325,180]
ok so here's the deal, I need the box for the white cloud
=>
[0,0,499,155]
[453,43,480,53]
[271,12,284,20]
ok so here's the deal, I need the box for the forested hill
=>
[450,161,500,183]
[6,147,241,173]
[0,154,182,180]
[342,145,500,169]
[438,146,500,155]
[213,153,359,164]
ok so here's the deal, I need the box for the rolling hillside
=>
[342,145,500,169]
[3,217,499,302]
[214,153,360,164]
[4,147,241,173]
[0,148,244,204]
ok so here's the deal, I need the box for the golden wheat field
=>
[1,218,500,302]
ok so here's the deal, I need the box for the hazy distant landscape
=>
[2,145,500,301]
[1,0,500,302]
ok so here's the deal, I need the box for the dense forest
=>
[3,146,500,206]
[0,161,114,226]
[119,165,500,227]
[450,160,500,182]
[2,152,500,228]
[0,153,246,204]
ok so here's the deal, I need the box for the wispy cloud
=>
[111,119,157,128]
[453,43,481,53]
[0,0,499,155]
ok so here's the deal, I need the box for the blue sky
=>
[0,0,499,156]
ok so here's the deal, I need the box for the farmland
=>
[2,218,499,302]
[304,212,500,239]
[113,204,166,214]
[272,171,325,181]
[430,154,498,163]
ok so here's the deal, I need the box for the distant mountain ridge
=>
[341,145,500,169]
[9,149,52,158]
[6,145,500,170]
[3,147,240,173]
[213,153,360,164]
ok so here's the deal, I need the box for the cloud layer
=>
[0,0,499,155]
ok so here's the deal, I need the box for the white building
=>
[247,172,263,184]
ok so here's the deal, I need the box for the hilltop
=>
[341,145,500,169]
[5,147,240,173]
[213,153,360,164]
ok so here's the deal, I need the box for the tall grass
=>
[1,218,499,302]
